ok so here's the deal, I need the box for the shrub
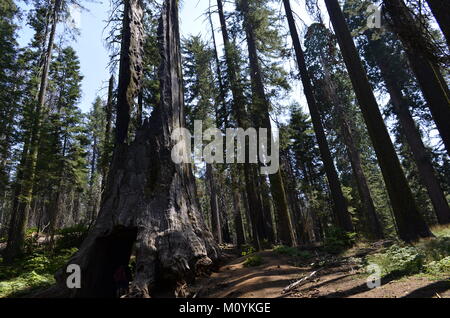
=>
[431,225,450,238]
[366,238,450,278]
[323,227,356,253]
[243,255,263,267]
[416,237,450,261]
[55,224,89,250]
[25,228,39,236]
[367,245,425,276]
[241,244,256,256]
[424,257,450,276]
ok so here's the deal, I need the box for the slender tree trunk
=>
[383,0,450,154]
[102,75,115,190]
[241,0,296,246]
[372,48,450,224]
[48,134,68,249]
[281,152,304,243]
[319,61,384,239]
[220,205,231,244]
[283,0,353,232]
[231,168,245,247]
[208,0,228,128]
[4,0,61,262]
[258,176,275,243]
[205,164,222,244]
[426,0,450,48]
[216,0,266,249]
[341,117,384,238]
[324,0,432,241]
[241,186,253,243]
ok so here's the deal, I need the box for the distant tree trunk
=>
[240,183,253,243]
[324,0,432,241]
[283,0,353,232]
[216,0,266,249]
[48,134,68,248]
[4,0,62,262]
[205,164,222,244]
[426,0,450,48]
[102,75,115,190]
[231,168,245,247]
[280,152,305,243]
[383,0,450,154]
[320,63,384,239]
[220,206,232,244]
[341,117,384,238]
[241,0,296,246]
[42,0,219,298]
[258,176,275,243]
[372,45,450,224]
[208,0,228,128]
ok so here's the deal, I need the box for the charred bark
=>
[115,0,145,144]
[42,0,219,298]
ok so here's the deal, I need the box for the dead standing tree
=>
[43,0,219,298]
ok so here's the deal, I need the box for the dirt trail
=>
[194,247,450,298]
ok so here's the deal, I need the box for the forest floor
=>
[193,243,450,298]
[1,227,449,298]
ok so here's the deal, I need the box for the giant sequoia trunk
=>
[383,0,450,155]
[324,0,432,241]
[283,0,353,232]
[43,0,219,298]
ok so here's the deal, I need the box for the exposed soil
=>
[193,246,450,298]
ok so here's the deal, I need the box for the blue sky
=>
[73,0,216,113]
[16,0,315,116]
[17,0,221,113]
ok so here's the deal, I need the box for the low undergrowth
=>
[0,248,77,297]
[365,229,450,279]
[323,227,357,254]
[243,255,263,267]
[0,224,86,298]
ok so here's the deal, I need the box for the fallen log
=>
[282,270,319,294]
